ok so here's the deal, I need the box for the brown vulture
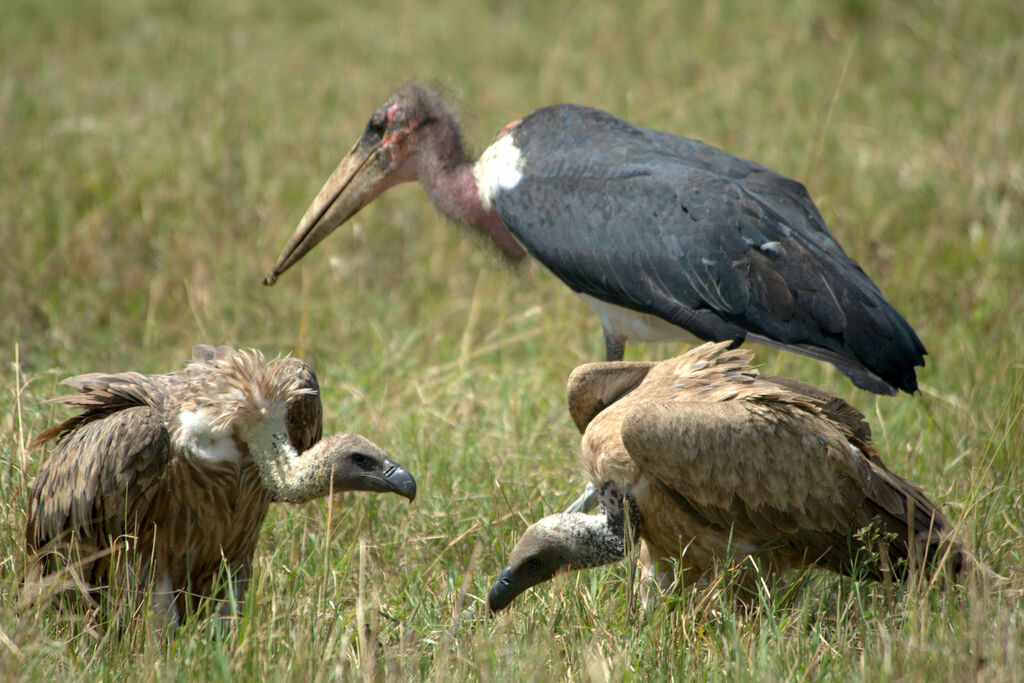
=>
[489,342,963,612]
[24,345,416,626]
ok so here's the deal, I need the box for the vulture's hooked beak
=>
[264,128,400,286]
[487,566,520,612]
[380,457,418,502]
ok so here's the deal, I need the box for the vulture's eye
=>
[351,453,373,469]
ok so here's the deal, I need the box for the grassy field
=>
[2,0,1023,678]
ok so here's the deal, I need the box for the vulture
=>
[489,342,963,612]
[264,82,925,396]
[24,345,417,626]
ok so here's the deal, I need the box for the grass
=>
[2,0,1023,678]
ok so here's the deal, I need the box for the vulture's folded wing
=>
[280,357,322,452]
[566,361,656,434]
[619,395,941,572]
[27,406,171,553]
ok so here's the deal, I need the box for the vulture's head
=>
[275,432,417,504]
[489,517,579,612]
[489,492,639,612]
[309,432,417,502]
[210,354,416,505]
[237,409,417,504]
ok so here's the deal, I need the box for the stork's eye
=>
[351,453,373,469]
[368,112,386,136]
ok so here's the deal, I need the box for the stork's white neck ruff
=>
[473,133,523,210]
[176,410,242,463]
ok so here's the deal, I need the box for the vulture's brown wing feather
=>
[26,406,171,554]
[31,371,176,448]
[566,361,656,434]
[751,382,947,542]
[622,398,864,536]
[281,357,322,451]
[620,393,951,576]
[760,375,874,452]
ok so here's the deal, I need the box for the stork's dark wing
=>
[620,392,950,578]
[495,104,926,394]
[27,405,171,554]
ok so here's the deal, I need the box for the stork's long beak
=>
[264,131,393,285]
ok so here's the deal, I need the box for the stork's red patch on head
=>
[382,119,416,147]
[497,118,521,138]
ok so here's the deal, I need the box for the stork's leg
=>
[564,481,600,513]
[603,328,627,362]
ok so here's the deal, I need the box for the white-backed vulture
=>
[489,342,963,611]
[25,345,416,626]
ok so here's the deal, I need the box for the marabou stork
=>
[265,83,926,396]
[487,342,964,612]
[24,345,416,627]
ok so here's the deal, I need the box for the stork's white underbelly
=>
[578,293,697,343]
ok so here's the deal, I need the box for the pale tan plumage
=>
[489,342,962,611]
[25,345,416,625]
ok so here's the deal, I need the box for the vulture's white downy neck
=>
[176,410,242,464]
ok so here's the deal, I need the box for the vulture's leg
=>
[638,542,675,610]
[151,569,180,632]
[219,563,251,625]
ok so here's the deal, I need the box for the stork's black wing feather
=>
[494,104,926,393]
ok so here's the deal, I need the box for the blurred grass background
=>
[2,0,1022,678]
